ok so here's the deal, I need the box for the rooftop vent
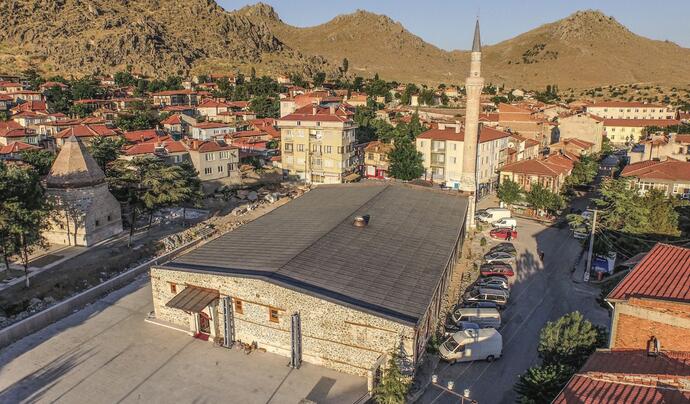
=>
[353,214,370,227]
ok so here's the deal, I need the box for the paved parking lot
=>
[418,213,609,404]
[0,277,367,404]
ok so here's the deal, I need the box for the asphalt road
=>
[417,215,610,404]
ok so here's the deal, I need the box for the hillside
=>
[1,1,689,89]
[247,5,690,89]
[0,0,335,78]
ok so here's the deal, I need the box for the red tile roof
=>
[620,159,690,182]
[561,138,595,149]
[676,134,690,144]
[193,122,233,129]
[279,104,354,123]
[161,114,183,125]
[0,141,39,155]
[123,140,186,156]
[607,243,690,302]
[55,124,119,139]
[183,139,236,153]
[123,129,166,143]
[500,154,575,177]
[418,126,512,143]
[152,89,197,96]
[589,101,667,109]
[11,100,47,113]
[554,349,690,404]
[160,105,196,112]
[603,119,681,128]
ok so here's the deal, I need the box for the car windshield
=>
[443,338,460,352]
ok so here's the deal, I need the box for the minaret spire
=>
[461,19,484,232]
[472,19,481,52]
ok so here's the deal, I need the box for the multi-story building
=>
[498,153,576,193]
[603,118,681,145]
[151,90,199,107]
[416,123,510,194]
[628,133,690,163]
[586,101,675,120]
[620,159,690,197]
[183,139,240,182]
[554,243,690,402]
[190,122,235,141]
[557,113,605,152]
[277,104,358,184]
[363,141,393,179]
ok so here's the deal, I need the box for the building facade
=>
[586,102,675,120]
[557,113,604,152]
[363,141,393,179]
[603,119,681,145]
[620,159,690,197]
[277,104,357,184]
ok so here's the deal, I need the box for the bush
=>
[480,237,487,247]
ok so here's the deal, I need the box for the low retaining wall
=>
[0,236,207,349]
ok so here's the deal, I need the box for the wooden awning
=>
[166,286,219,313]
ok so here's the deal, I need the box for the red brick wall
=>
[613,299,690,351]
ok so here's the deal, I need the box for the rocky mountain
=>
[0,0,334,78]
[1,1,689,89]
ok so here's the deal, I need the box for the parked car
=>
[439,329,503,364]
[488,242,517,256]
[464,287,509,307]
[476,208,511,224]
[457,300,499,310]
[480,263,515,277]
[483,251,516,264]
[492,218,517,229]
[444,320,480,336]
[490,227,518,240]
[475,276,510,290]
[451,307,502,329]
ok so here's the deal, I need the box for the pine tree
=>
[373,346,410,404]
[514,364,573,404]
[538,311,603,368]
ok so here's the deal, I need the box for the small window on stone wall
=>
[170,283,177,294]
[234,299,243,314]
[269,308,279,323]
[95,219,100,227]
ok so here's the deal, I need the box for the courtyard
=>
[0,277,367,404]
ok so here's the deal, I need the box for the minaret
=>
[461,20,484,231]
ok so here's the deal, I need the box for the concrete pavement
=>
[0,276,367,404]
[417,213,609,404]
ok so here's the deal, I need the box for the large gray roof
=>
[165,183,468,325]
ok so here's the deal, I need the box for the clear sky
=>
[218,0,690,50]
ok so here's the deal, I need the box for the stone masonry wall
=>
[150,267,416,376]
[612,299,690,351]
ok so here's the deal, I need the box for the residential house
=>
[505,133,540,164]
[603,118,682,145]
[550,138,596,157]
[39,81,69,93]
[0,141,39,160]
[54,124,121,147]
[149,183,468,381]
[123,129,167,144]
[628,133,690,163]
[0,81,24,93]
[11,100,47,114]
[0,121,38,146]
[363,141,393,179]
[0,94,12,111]
[555,244,690,402]
[183,139,240,182]
[344,93,368,107]
[498,153,576,193]
[416,124,511,194]
[152,90,199,107]
[6,91,43,103]
[160,114,189,138]
[248,118,280,140]
[497,103,553,147]
[620,159,690,197]
[277,104,358,184]
[557,113,605,152]
[586,101,675,120]
[190,122,235,141]
[122,139,189,165]
[196,99,239,120]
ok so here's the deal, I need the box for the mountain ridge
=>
[1,2,688,89]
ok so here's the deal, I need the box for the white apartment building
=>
[586,102,674,120]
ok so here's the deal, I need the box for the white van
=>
[477,208,511,224]
[493,218,517,229]
[439,328,503,363]
[451,307,502,329]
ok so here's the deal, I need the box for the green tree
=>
[114,71,137,87]
[178,161,203,226]
[23,68,45,90]
[538,311,603,368]
[643,188,680,236]
[525,183,563,214]
[44,86,73,114]
[388,136,423,181]
[341,58,349,75]
[312,72,326,88]
[594,178,649,234]
[70,103,92,118]
[249,95,279,118]
[289,73,307,88]
[565,155,598,187]
[373,346,410,404]
[514,364,573,404]
[0,163,52,287]
[497,178,523,205]
[21,150,56,176]
[89,136,125,170]
[70,76,105,100]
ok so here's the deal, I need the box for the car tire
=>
[486,355,495,362]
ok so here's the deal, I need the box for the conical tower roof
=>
[472,19,481,52]
[46,135,106,188]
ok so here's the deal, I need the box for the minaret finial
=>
[472,19,481,52]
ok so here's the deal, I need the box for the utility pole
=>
[585,209,597,282]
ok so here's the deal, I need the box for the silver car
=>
[476,277,509,290]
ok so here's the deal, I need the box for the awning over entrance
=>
[166,286,219,313]
[343,173,360,182]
